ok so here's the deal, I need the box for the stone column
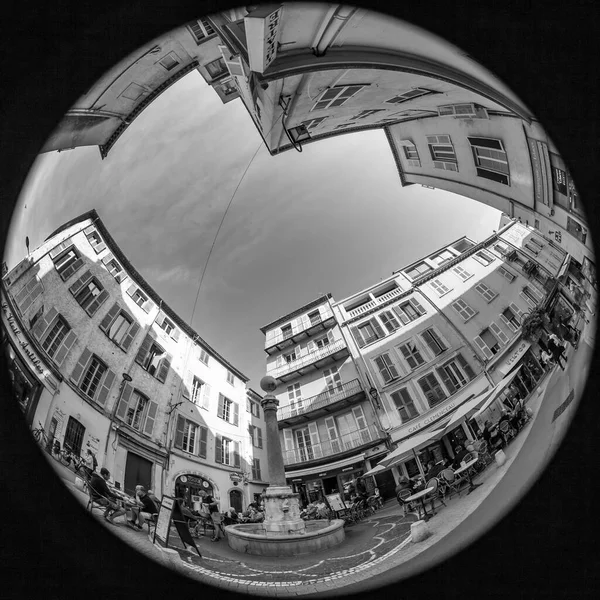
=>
[259,376,305,535]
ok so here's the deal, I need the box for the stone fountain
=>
[225,376,345,556]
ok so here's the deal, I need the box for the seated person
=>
[89,468,127,525]
[223,507,240,525]
[482,420,503,450]
[129,486,158,530]
[242,502,264,523]
[425,460,445,481]
[451,445,469,469]
[395,475,413,500]
[498,410,511,428]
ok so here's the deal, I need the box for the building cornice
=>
[259,293,333,333]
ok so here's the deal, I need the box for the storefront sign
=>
[245,5,282,73]
[2,302,57,391]
[495,340,531,376]
[406,401,457,436]
[527,138,552,207]
[552,167,568,195]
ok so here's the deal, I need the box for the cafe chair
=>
[86,485,107,515]
[397,488,415,518]
[425,478,446,513]
[473,440,493,471]
[498,421,517,445]
[440,468,466,499]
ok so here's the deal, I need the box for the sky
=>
[4,69,501,390]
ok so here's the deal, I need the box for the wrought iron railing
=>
[265,308,335,348]
[268,338,347,378]
[277,379,363,421]
[282,425,383,466]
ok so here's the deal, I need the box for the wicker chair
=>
[473,440,493,471]
[396,488,415,517]
[499,420,517,445]
[424,478,446,513]
[440,468,467,498]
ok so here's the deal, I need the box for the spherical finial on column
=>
[260,375,277,394]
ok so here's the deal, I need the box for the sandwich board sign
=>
[153,495,201,558]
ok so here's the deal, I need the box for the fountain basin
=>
[225,519,346,557]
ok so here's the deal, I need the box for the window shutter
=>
[70,348,92,385]
[392,305,410,325]
[474,336,494,359]
[490,321,509,345]
[86,289,109,316]
[201,383,211,409]
[308,422,322,458]
[135,334,153,366]
[307,339,316,353]
[520,290,537,308]
[384,354,400,379]
[120,320,140,351]
[155,310,166,328]
[174,415,185,449]
[53,330,77,367]
[181,370,192,400]
[215,434,223,463]
[374,355,392,383]
[327,329,335,344]
[69,270,93,297]
[246,398,251,412]
[351,326,366,348]
[156,353,172,383]
[283,429,294,451]
[371,317,385,339]
[101,252,114,265]
[430,328,448,351]
[99,303,120,333]
[83,225,95,235]
[143,401,158,436]
[96,368,116,406]
[115,383,133,420]
[232,402,239,426]
[17,278,44,312]
[141,298,154,313]
[352,405,367,430]
[126,282,137,297]
[324,417,338,441]
[60,256,84,280]
[380,312,395,333]
[170,327,180,342]
[233,441,241,468]
[500,312,517,332]
[410,298,427,315]
[456,353,476,380]
[49,240,71,259]
[509,302,524,321]
[256,427,263,449]
[32,306,58,340]
[217,393,225,418]
[198,427,208,458]
[436,366,457,395]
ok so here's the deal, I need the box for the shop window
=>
[417,373,447,407]
[390,388,419,422]
[374,352,400,384]
[99,303,140,351]
[135,334,171,383]
[114,383,158,437]
[404,458,420,478]
[63,416,85,456]
[50,243,84,281]
[218,393,239,425]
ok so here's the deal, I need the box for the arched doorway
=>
[229,488,243,513]
[174,474,214,511]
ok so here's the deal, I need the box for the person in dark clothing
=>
[547,333,567,369]
[482,421,502,451]
[451,445,469,469]
[89,468,127,525]
[128,487,158,530]
[425,460,444,481]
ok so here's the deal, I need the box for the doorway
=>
[322,476,339,495]
[124,451,153,496]
[229,489,243,512]
[63,416,85,456]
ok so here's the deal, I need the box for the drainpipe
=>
[413,288,495,387]
[311,5,357,57]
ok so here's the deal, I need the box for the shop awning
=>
[285,453,365,479]
[473,370,521,418]
[363,464,387,477]
[443,386,494,430]
[380,428,446,469]
[494,340,532,377]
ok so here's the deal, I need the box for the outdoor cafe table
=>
[405,487,435,521]
[454,458,482,495]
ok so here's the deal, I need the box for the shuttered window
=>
[452,299,477,321]
[498,266,516,282]
[417,373,447,407]
[155,310,181,342]
[126,391,149,431]
[475,328,501,358]
[398,340,425,369]
[374,353,399,384]
[352,317,385,347]
[69,270,109,316]
[437,359,468,395]
[249,425,263,448]
[114,383,158,436]
[379,310,400,333]
[99,303,140,351]
[70,349,116,406]
[215,436,240,467]
[430,279,451,296]
[500,307,521,332]
[83,226,107,254]
[421,328,447,356]
[453,266,472,281]
[174,416,206,456]
[218,394,239,426]
[475,282,498,303]
[14,275,44,313]
[473,249,495,266]
[135,334,171,383]
[390,388,419,422]
[51,243,84,281]
[252,458,262,481]
[468,137,509,185]
[126,282,154,313]
[32,307,77,367]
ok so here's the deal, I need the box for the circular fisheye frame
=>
[2,2,595,596]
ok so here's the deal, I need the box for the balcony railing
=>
[265,308,336,348]
[282,424,383,466]
[277,378,363,421]
[268,338,347,379]
[346,286,405,319]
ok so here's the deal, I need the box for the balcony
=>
[268,338,349,383]
[265,308,336,355]
[277,378,366,428]
[282,425,385,468]
[345,286,405,319]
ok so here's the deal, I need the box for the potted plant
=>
[521,307,550,342]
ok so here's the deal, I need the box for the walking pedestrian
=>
[547,334,566,370]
